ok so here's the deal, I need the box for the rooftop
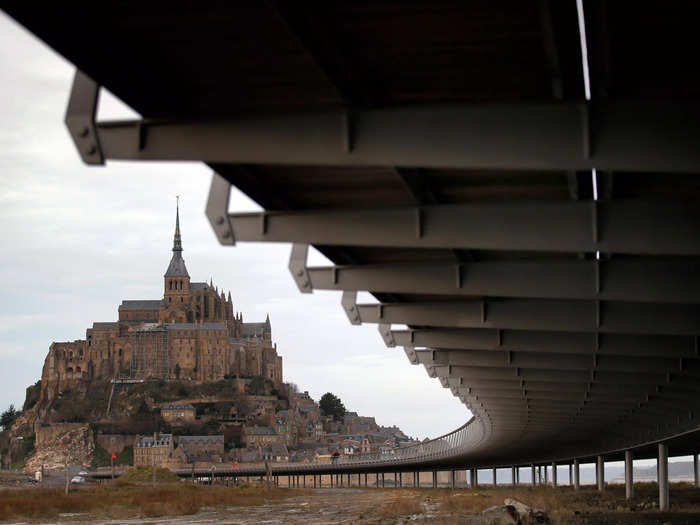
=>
[161,403,194,410]
[119,300,162,311]
[91,322,119,331]
[244,426,277,436]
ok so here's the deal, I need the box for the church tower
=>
[163,199,190,319]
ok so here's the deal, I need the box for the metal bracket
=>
[424,364,437,378]
[340,291,361,325]
[205,172,235,245]
[378,323,395,347]
[403,345,418,364]
[439,376,449,388]
[288,244,312,293]
[64,70,104,165]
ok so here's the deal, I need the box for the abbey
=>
[40,204,283,402]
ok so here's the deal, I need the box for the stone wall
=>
[35,422,87,448]
[27,423,93,471]
[96,434,137,455]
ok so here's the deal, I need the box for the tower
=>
[163,198,190,321]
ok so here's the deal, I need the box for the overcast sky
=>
[0,12,468,440]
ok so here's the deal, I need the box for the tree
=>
[319,393,346,421]
[1,404,18,430]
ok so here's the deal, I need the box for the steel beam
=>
[64,70,104,165]
[86,101,700,172]
[307,260,700,303]
[226,200,700,256]
[442,365,668,384]
[353,299,700,337]
[416,349,686,375]
[392,328,695,358]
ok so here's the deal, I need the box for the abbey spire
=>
[172,196,182,253]
[164,198,189,278]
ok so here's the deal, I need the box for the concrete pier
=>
[659,444,669,511]
[596,456,604,491]
[625,450,634,500]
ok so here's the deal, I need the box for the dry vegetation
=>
[2,482,700,523]
[376,492,424,518]
[0,483,300,522]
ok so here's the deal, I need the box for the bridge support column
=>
[544,465,548,485]
[596,456,605,492]
[625,450,634,500]
[450,470,456,489]
[659,443,669,511]
[512,466,516,486]
[432,471,437,488]
[552,463,557,487]
[574,460,580,490]
[347,473,351,486]
[531,465,536,486]
[569,463,573,486]
[694,454,699,488]
[364,472,368,487]
[381,472,385,488]
[399,471,402,488]
[471,468,477,488]
[414,471,418,487]
[493,467,497,487]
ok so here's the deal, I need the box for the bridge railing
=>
[133,418,483,480]
[335,417,480,467]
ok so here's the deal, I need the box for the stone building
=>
[242,426,281,448]
[38,204,283,416]
[134,433,173,467]
[160,403,196,424]
[178,435,224,462]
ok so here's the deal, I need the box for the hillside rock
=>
[25,423,93,471]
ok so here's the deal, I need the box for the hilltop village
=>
[0,206,414,472]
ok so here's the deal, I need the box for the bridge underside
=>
[6,1,700,470]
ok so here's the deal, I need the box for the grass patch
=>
[0,484,297,522]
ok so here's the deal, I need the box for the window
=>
[169,297,172,303]
[181,297,183,302]
[118,348,122,357]
[169,280,172,290]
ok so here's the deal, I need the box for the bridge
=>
[6,1,700,509]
